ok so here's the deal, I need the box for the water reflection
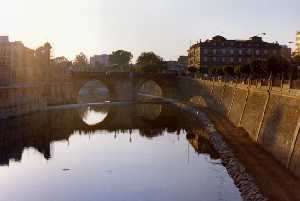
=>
[81,106,108,125]
[136,103,162,120]
[0,103,242,201]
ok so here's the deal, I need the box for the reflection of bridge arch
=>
[80,106,109,126]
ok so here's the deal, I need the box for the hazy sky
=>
[1,0,299,62]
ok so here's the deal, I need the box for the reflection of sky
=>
[82,107,108,125]
[0,130,242,201]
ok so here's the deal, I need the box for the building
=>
[188,35,289,71]
[0,36,51,86]
[188,43,201,70]
[295,32,300,57]
[0,36,13,85]
[165,56,188,74]
[90,54,110,67]
[178,56,188,67]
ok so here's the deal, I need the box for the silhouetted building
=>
[188,35,288,71]
[90,54,110,67]
[0,36,46,86]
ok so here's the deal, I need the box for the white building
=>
[90,54,110,67]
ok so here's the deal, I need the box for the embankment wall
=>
[0,85,46,119]
[179,77,300,178]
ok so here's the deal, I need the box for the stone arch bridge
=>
[46,72,181,105]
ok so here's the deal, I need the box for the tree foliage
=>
[207,56,291,79]
[73,52,88,66]
[137,52,166,73]
[109,50,133,66]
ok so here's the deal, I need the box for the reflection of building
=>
[90,54,110,67]
[188,35,289,71]
[295,32,300,57]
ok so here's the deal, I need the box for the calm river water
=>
[0,103,242,201]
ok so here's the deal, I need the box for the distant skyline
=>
[1,0,299,62]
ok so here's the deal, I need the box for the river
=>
[0,103,242,201]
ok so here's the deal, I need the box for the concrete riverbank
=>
[178,77,300,179]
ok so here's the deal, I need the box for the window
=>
[213,49,217,55]
[204,57,208,62]
[273,50,277,55]
[239,49,243,55]
[204,49,208,54]
[222,49,226,54]
[256,50,260,55]
[238,58,242,63]
[230,57,234,62]
[222,57,226,62]
[264,50,268,55]
[213,57,217,62]
[248,49,252,54]
[230,49,234,55]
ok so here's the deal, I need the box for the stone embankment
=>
[0,84,46,119]
[0,82,74,120]
[178,77,300,179]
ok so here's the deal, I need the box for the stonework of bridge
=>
[45,72,181,105]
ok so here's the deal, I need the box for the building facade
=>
[188,35,289,71]
[295,32,300,57]
[178,56,188,67]
[0,36,51,86]
[188,43,201,69]
[90,54,110,67]
[0,36,13,85]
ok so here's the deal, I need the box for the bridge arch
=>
[136,79,163,99]
[78,80,111,103]
[68,72,180,103]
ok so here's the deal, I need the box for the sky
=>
[1,0,299,62]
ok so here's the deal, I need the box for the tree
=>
[73,52,88,66]
[109,50,133,66]
[188,66,198,73]
[239,64,251,77]
[264,56,290,78]
[250,59,264,77]
[223,65,235,77]
[137,52,165,73]
[208,67,217,75]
